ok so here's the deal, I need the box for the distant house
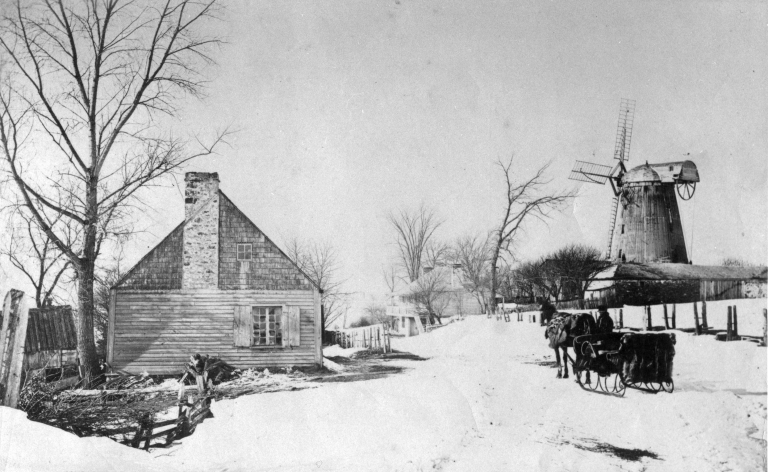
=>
[388,264,486,328]
[107,173,322,375]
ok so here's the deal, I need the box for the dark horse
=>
[544,312,596,379]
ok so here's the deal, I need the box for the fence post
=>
[646,306,653,331]
[663,304,669,330]
[701,300,708,331]
[672,304,677,329]
[726,306,733,341]
[619,308,623,329]
[693,302,701,335]
[732,305,738,339]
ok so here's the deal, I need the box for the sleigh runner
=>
[572,332,676,397]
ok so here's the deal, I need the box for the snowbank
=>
[151,374,477,471]
[0,407,175,472]
[322,344,367,358]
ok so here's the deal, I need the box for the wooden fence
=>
[120,394,213,450]
[331,324,391,353]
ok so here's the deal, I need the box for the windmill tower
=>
[568,100,700,264]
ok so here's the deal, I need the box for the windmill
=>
[568,99,700,264]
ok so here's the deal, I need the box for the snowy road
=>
[2,316,765,471]
[148,317,765,471]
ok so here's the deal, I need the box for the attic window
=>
[237,243,253,261]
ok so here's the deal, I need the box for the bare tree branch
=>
[488,155,575,310]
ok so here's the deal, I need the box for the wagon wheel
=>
[660,379,674,393]
[676,181,696,200]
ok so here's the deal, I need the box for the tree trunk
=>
[76,260,100,387]
[77,176,101,388]
[490,245,500,313]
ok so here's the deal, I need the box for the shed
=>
[107,173,322,375]
[586,263,767,306]
[24,305,78,370]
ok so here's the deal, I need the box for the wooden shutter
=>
[233,306,252,347]
[289,306,301,347]
[281,305,288,347]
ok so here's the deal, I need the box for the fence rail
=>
[127,394,212,450]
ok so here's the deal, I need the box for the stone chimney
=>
[182,172,220,289]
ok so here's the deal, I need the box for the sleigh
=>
[571,332,676,397]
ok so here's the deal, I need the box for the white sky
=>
[6,0,764,300]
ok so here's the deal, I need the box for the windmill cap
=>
[623,164,661,184]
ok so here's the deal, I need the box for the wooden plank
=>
[0,292,14,383]
[3,294,29,407]
[233,306,251,347]
[313,289,322,366]
[107,289,117,364]
[288,305,300,347]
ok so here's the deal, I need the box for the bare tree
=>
[0,207,73,307]
[382,264,400,303]
[546,244,609,300]
[423,240,450,269]
[405,270,449,325]
[0,0,226,384]
[452,234,491,313]
[285,237,347,330]
[489,157,574,311]
[720,257,757,268]
[363,301,390,328]
[388,205,442,282]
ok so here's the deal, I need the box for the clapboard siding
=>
[112,289,319,374]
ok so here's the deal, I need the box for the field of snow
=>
[1,316,765,471]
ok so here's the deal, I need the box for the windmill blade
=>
[568,160,613,184]
[614,98,636,162]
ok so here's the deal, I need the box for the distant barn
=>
[586,263,768,306]
[107,173,322,375]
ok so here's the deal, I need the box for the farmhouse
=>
[387,264,486,332]
[107,172,322,375]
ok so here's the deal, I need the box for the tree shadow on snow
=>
[315,350,428,383]
[565,438,660,462]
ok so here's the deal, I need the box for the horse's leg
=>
[554,347,562,378]
[562,346,569,379]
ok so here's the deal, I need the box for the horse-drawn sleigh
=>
[545,310,676,397]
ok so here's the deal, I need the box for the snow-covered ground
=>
[1,316,765,471]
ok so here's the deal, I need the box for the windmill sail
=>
[614,98,636,161]
[568,160,613,184]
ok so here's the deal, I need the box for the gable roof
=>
[114,189,320,291]
[218,191,320,292]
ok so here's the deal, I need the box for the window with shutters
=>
[233,304,300,348]
[252,306,282,346]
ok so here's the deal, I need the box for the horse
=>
[544,312,596,379]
